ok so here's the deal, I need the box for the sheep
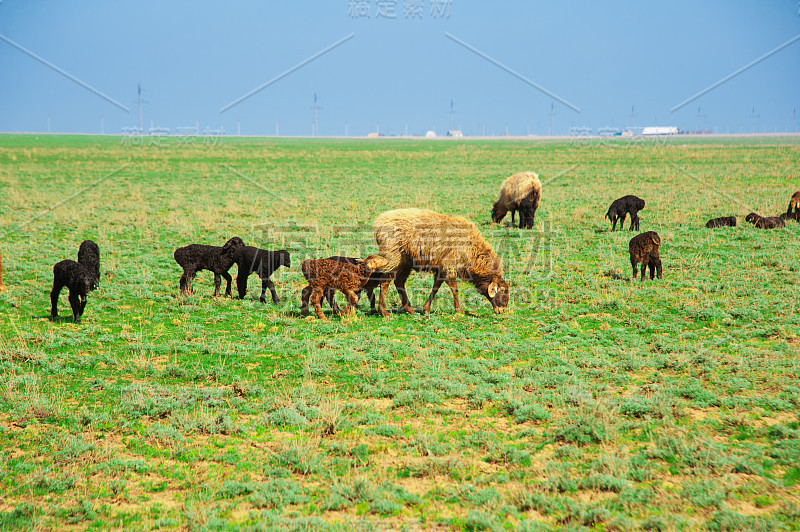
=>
[705,216,737,228]
[492,171,542,228]
[745,213,785,229]
[308,256,386,314]
[629,231,662,282]
[0,252,6,293]
[50,240,101,323]
[299,255,389,320]
[779,211,800,223]
[606,195,645,231]
[232,246,291,303]
[788,191,800,214]
[374,208,510,316]
[173,237,244,297]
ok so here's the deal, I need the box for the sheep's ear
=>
[651,236,659,245]
[487,281,499,298]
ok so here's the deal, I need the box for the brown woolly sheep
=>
[492,171,542,228]
[0,252,6,293]
[788,191,800,214]
[374,208,510,316]
[300,255,389,321]
[629,231,662,282]
[606,195,645,231]
[745,213,785,229]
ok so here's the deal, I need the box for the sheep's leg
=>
[68,290,82,323]
[656,260,663,279]
[311,287,327,320]
[630,214,638,231]
[422,275,446,314]
[342,289,359,315]
[326,288,341,313]
[640,262,647,282]
[630,257,637,281]
[236,272,248,299]
[511,209,516,226]
[179,269,194,296]
[300,285,311,316]
[366,288,376,313]
[446,278,461,313]
[394,263,415,314]
[618,214,626,232]
[222,272,233,296]
[261,277,278,304]
[213,273,222,297]
[377,275,395,318]
[50,280,64,318]
[80,293,88,315]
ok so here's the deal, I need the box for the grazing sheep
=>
[0,252,6,293]
[173,237,244,297]
[629,231,662,282]
[50,240,101,323]
[233,246,291,303]
[705,216,737,228]
[745,213,785,229]
[374,208,510,316]
[788,191,800,214]
[606,195,646,231]
[300,255,389,320]
[779,211,800,223]
[492,171,542,228]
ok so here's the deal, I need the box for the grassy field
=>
[0,133,799,531]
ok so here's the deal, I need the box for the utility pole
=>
[313,93,318,137]
[450,100,454,132]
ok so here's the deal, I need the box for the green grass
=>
[1,133,799,530]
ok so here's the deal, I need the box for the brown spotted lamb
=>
[629,231,662,282]
[492,171,542,228]
[788,191,800,215]
[745,213,785,229]
[374,208,510,316]
[606,195,645,231]
[173,237,244,297]
[300,255,389,320]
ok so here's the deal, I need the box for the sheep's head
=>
[363,255,389,275]
[605,210,617,223]
[491,202,506,223]
[481,276,509,313]
[222,237,245,254]
[84,275,99,293]
[745,213,758,224]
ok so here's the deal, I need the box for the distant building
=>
[447,130,463,138]
[641,126,678,136]
[425,130,437,138]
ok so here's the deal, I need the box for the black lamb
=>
[705,216,737,228]
[50,240,100,323]
[745,213,785,229]
[232,246,291,303]
[518,191,538,229]
[779,211,800,223]
[173,237,244,297]
[606,195,645,231]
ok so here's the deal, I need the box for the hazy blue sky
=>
[0,1,798,136]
